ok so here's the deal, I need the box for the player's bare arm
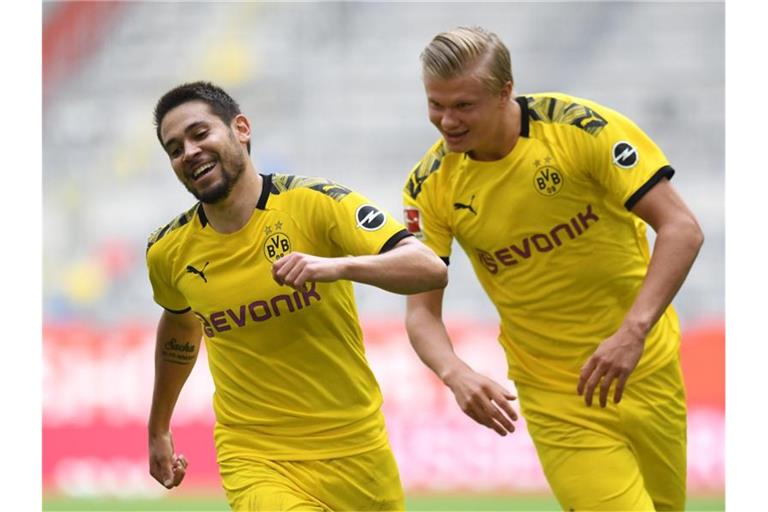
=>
[406,288,518,436]
[272,236,448,294]
[148,310,202,489]
[578,179,704,407]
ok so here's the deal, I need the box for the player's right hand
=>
[443,365,518,436]
[149,430,188,489]
[271,252,342,289]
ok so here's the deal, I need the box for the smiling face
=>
[159,100,250,204]
[424,64,513,161]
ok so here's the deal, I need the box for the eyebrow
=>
[162,120,207,150]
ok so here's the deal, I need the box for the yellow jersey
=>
[403,93,681,392]
[147,173,410,461]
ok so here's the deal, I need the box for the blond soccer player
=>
[403,27,703,511]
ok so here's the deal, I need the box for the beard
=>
[185,139,247,204]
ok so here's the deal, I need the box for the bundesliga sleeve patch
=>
[403,207,424,239]
[612,141,639,169]
[355,204,386,231]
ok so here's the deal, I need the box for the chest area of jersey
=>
[177,211,316,314]
[449,146,601,260]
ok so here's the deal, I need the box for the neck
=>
[202,167,263,234]
[469,98,522,162]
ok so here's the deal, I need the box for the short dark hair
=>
[153,81,250,153]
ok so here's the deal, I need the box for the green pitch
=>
[43,494,725,511]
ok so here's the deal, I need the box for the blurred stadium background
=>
[42,1,724,510]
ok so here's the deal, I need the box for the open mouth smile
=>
[444,130,469,142]
[191,161,216,181]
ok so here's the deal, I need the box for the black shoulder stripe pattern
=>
[624,166,676,210]
[527,96,608,136]
[379,230,412,254]
[547,97,556,120]
[147,203,200,253]
[405,142,448,200]
[155,224,170,241]
[270,174,352,202]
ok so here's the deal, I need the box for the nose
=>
[441,109,460,131]
[182,140,201,163]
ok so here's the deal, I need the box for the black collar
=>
[195,172,274,227]
[256,173,272,210]
[515,96,530,138]
[196,202,208,227]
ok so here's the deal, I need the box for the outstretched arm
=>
[578,178,704,407]
[148,310,202,489]
[406,288,518,436]
[272,236,448,294]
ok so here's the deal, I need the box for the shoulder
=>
[520,92,612,138]
[269,173,354,203]
[146,202,201,256]
[405,139,456,200]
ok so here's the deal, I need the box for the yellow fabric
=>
[517,356,687,511]
[220,442,405,511]
[403,93,681,392]
[147,173,408,461]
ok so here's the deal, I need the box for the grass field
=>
[43,494,725,511]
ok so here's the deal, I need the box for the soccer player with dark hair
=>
[146,81,447,510]
[402,27,703,510]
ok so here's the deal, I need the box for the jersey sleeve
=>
[580,104,674,210]
[146,240,190,313]
[401,143,454,260]
[315,188,410,256]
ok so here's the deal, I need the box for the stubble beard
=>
[187,141,247,204]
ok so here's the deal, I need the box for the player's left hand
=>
[272,252,344,289]
[577,329,645,407]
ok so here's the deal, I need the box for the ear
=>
[231,114,251,145]
[499,80,514,104]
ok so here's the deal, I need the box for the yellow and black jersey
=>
[403,93,680,392]
[147,173,410,461]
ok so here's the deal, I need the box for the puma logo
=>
[186,262,210,283]
[453,194,478,215]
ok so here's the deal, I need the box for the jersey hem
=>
[508,344,678,394]
[624,165,675,210]
[215,427,390,462]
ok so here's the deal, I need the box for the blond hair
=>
[421,26,513,95]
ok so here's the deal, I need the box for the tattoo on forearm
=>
[161,337,198,364]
